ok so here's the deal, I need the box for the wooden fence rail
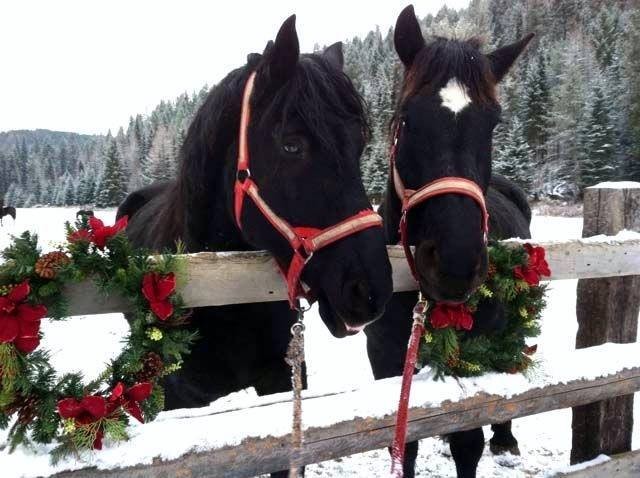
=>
[64,235,640,315]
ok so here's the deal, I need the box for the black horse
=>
[365,6,534,478]
[0,202,16,226]
[116,15,393,477]
[76,209,94,218]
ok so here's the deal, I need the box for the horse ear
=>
[246,53,261,65]
[263,15,299,83]
[394,5,425,67]
[323,42,344,70]
[487,33,535,82]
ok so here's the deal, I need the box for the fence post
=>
[571,182,640,464]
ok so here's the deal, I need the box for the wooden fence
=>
[49,183,640,478]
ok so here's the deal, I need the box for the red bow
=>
[57,395,109,449]
[0,281,46,353]
[67,228,92,243]
[429,303,474,331]
[109,382,152,423]
[88,216,128,249]
[514,244,551,286]
[67,217,128,250]
[142,272,176,321]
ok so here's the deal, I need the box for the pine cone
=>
[11,395,39,425]
[35,251,70,279]
[136,352,164,382]
[446,349,460,369]
[487,262,497,278]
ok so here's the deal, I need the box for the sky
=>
[0,0,470,135]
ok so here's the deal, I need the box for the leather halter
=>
[234,71,383,308]
[390,122,489,282]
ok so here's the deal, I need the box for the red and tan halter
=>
[390,123,490,281]
[234,71,383,309]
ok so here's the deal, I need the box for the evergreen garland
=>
[0,215,197,461]
[418,242,549,379]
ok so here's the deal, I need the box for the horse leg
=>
[385,440,419,478]
[489,421,520,455]
[449,428,484,478]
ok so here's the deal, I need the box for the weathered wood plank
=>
[49,343,640,478]
[556,450,640,477]
[63,236,640,315]
[572,183,640,464]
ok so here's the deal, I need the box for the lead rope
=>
[390,293,430,478]
[286,304,307,478]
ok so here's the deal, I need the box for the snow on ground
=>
[0,209,637,477]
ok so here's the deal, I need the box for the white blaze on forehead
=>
[439,78,471,114]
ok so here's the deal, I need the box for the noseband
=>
[234,71,383,308]
[390,122,489,282]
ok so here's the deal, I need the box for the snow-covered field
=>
[0,208,638,478]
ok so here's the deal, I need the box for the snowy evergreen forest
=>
[2,0,639,207]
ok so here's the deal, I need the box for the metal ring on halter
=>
[294,301,311,314]
[290,322,305,335]
[236,169,251,182]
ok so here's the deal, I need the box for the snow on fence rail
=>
[48,343,640,478]
[64,234,640,315]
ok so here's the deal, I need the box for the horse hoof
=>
[489,441,521,456]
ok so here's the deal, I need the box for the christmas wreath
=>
[0,215,197,462]
[418,242,551,378]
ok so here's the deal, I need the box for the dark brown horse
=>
[365,5,534,478]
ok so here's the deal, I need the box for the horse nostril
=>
[417,241,438,264]
[344,279,375,315]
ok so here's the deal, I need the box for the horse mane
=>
[400,37,496,106]
[160,53,368,249]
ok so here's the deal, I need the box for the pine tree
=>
[579,80,616,190]
[624,9,640,181]
[96,137,127,207]
[494,116,533,192]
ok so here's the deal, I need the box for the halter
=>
[389,122,490,282]
[234,71,383,308]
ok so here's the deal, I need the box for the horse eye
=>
[282,142,302,155]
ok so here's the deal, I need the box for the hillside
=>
[2,0,639,206]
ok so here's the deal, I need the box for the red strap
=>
[390,299,429,477]
[234,71,383,308]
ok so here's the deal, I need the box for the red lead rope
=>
[390,296,429,477]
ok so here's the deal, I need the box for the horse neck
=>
[381,178,403,245]
[176,163,250,253]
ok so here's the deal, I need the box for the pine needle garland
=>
[418,242,549,379]
[0,216,197,461]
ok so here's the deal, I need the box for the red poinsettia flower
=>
[109,381,152,423]
[514,244,551,286]
[0,281,47,353]
[142,272,176,321]
[88,216,128,250]
[429,303,474,331]
[58,395,109,449]
[68,228,92,243]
